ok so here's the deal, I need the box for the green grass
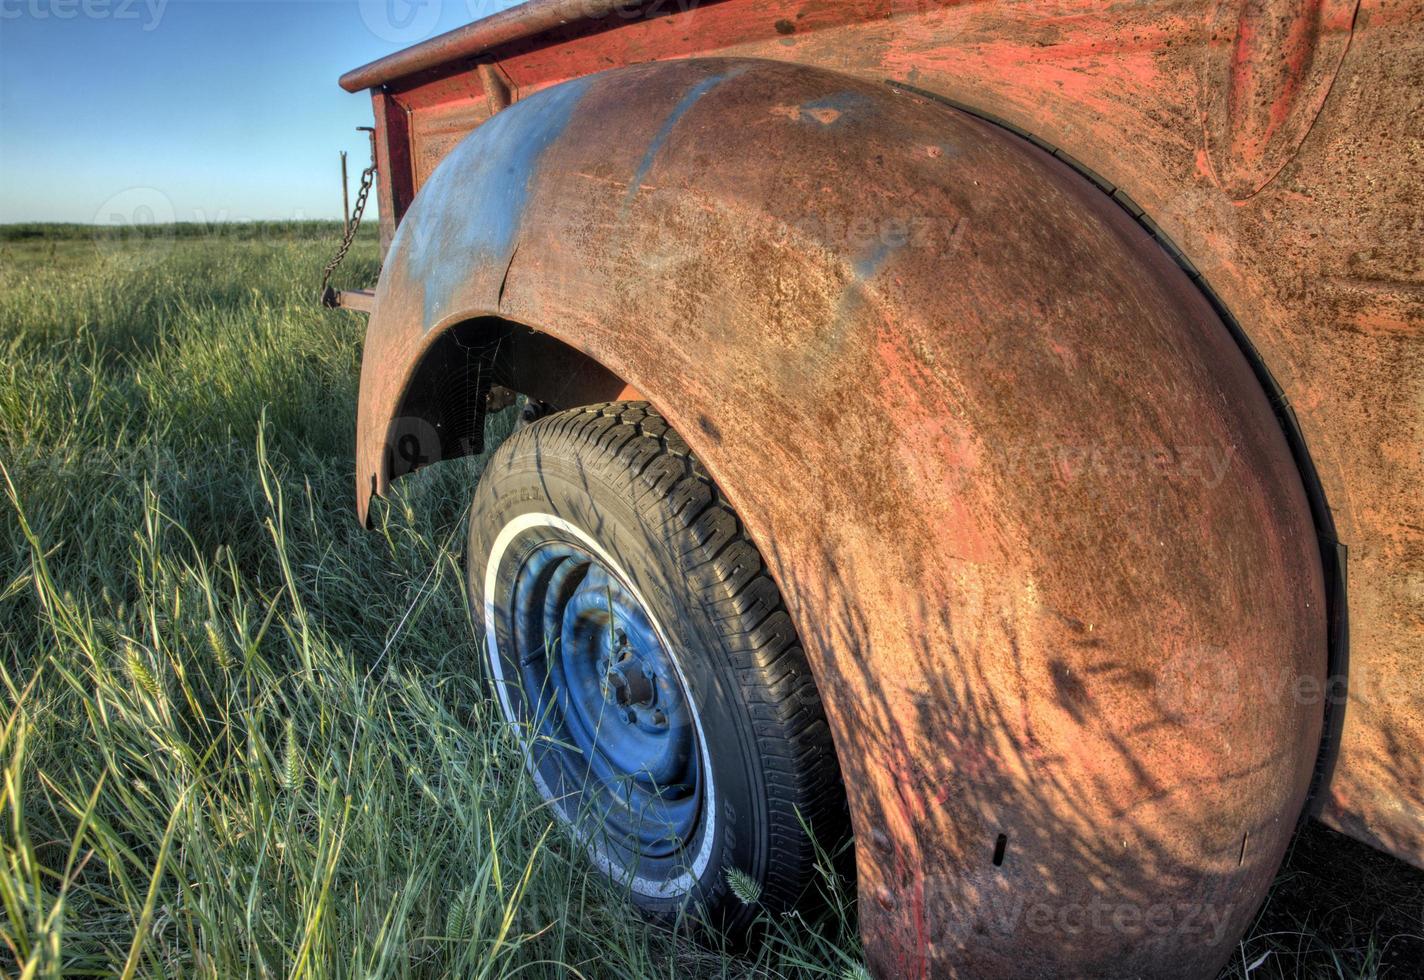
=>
[0,226,1418,978]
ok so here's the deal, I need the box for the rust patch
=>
[1200,0,1360,199]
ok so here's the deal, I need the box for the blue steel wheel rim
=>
[502,539,704,864]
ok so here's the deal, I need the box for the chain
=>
[320,132,378,308]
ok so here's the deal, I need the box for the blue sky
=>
[0,0,519,223]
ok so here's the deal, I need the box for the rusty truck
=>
[325,1,1423,976]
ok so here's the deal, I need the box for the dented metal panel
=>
[354,58,1330,977]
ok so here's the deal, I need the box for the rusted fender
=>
[356,58,1326,978]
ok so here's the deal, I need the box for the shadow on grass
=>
[1225,820,1424,979]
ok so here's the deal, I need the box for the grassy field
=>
[1,226,1420,978]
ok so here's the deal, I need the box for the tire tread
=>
[518,402,847,912]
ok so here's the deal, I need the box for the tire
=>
[467,402,846,929]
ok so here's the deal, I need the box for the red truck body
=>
[338,2,1422,975]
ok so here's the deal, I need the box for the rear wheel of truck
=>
[466,402,846,929]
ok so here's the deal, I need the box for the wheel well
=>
[386,315,638,480]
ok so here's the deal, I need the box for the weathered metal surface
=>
[354,58,1328,977]
[477,62,514,114]
[334,288,376,313]
[1199,0,1361,200]
[370,89,415,253]
[344,0,1424,895]
[338,0,645,93]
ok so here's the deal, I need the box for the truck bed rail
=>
[339,0,653,92]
